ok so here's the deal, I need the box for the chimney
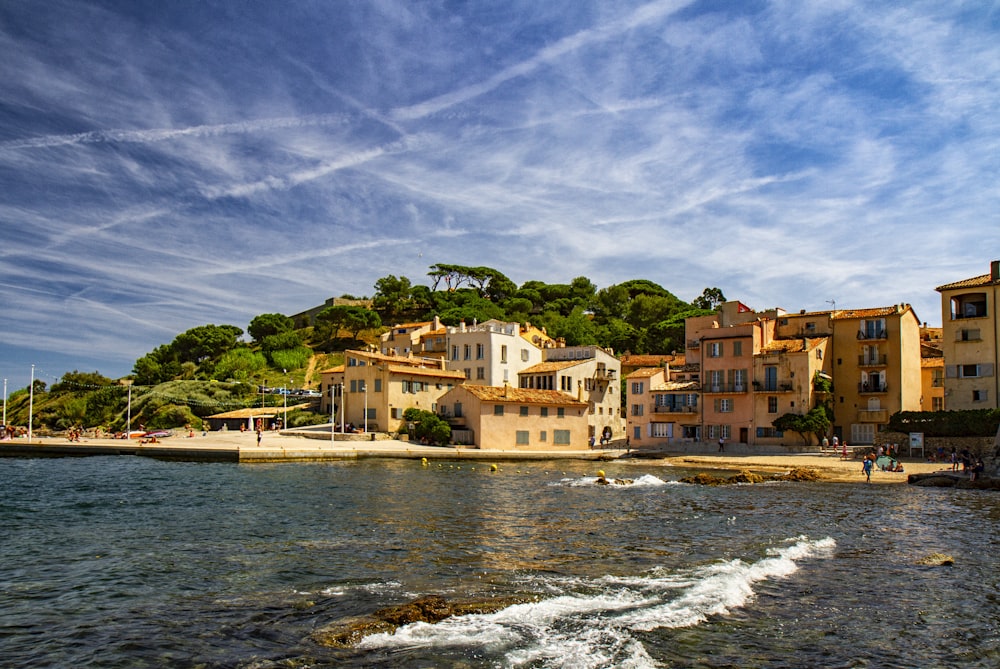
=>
[460,321,466,333]
[433,315,441,330]
[992,260,1000,282]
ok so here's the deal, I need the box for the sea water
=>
[1,456,997,668]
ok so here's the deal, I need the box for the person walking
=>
[862,455,874,483]
[718,436,725,452]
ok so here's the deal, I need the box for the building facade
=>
[935,260,1000,410]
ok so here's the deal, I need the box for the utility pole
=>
[28,364,34,443]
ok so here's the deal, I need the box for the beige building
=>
[935,260,1000,410]
[828,305,923,444]
[752,337,831,447]
[380,317,442,357]
[318,350,466,434]
[437,384,589,450]
[625,363,700,448]
[519,345,621,442]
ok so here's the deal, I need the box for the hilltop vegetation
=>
[4,264,722,433]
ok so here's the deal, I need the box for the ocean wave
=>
[358,536,836,666]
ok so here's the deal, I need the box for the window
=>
[631,381,644,395]
[757,427,783,438]
[932,397,944,411]
[733,341,743,356]
[721,425,731,439]
[374,379,382,392]
[961,364,981,378]
[633,426,642,440]
[539,430,547,442]
[519,406,529,417]
[516,430,530,445]
[706,425,718,439]
[391,408,402,419]
[631,404,644,416]
[708,342,723,357]
[365,408,376,420]
[540,407,549,418]
[768,396,778,413]
[652,423,671,438]
[851,423,875,444]
[493,405,504,416]
[859,319,886,339]
[959,329,981,341]
[553,430,571,445]
[932,370,944,387]
[453,402,463,418]
[805,322,816,332]
[476,343,485,359]
[463,344,471,360]
[557,408,565,418]
[521,349,530,362]
[401,380,410,393]
[714,399,733,413]
[973,390,989,402]
[710,370,724,392]
[733,369,746,391]
[476,367,485,380]
[816,348,823,360]
[764,366,777,391]
[451,345,459,360]
[464,368,471,379]
[501,345,508,363]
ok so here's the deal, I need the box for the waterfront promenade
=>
[0,430,622,463]
[0,430,956,483]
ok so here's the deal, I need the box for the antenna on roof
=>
[826,299,836,312]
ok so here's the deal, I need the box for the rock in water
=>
[312,594,535,647]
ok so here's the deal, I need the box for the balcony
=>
[858,354,888,367]
[858,409,889,423]
[858,383,888,394]
[857,330,888,341]
[686,339,701,348]
[755,381,795,392]
[653,405,698,414]
[703,383,749,394]
[593,368,617,380]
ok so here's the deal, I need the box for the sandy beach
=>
[649,453,952,484]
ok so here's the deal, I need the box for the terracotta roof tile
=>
[520,360,584,374]
[831,305,909,320]
[935,273,999,291]
[651,381,701,392]
[387,365,466,379]
[626,367,664,379]
[460,385,587,406]
[921,357,945,367]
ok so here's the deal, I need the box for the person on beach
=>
[718,436,725,452]
[862,455,874,482]
[256,428,262,446]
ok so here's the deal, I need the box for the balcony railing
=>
[858,354,888,367]
[653,405,698,413]
[755,381,795,392]
[703,383,749,393]
[857,330,888,340]
[686,339,701,348]
[858,383,888,394]
[593,369,617,380]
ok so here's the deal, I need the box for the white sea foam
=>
[358,536,835,666]
[563,474,670,487]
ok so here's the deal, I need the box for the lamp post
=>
[2,377,7,428]
[282,369,288,430]
[330,382,336,441]
[364,381,368,433]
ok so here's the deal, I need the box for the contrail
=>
[0,113,350,151]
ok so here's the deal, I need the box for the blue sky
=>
[2,0,999,391]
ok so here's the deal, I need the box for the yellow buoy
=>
[597,470,605,478]
[490,463,498,472]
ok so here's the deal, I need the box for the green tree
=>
[343,307,382,340]
[403,408,451,445]
[693,287,726,310]
[773,406,831,445]
[372,275,414,322]
[248,313,293,344]
[172,324,243,364]
[50,370,114,394]
[261,331,302,352]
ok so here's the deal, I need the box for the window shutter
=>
[982,363,995,377]
[945,365,958,378]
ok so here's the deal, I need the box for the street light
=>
[28,364,34,443]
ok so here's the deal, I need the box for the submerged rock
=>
[775,467,822,482]
[916,552,955,566]
[680,468,818,485]
[312,594,535,648]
